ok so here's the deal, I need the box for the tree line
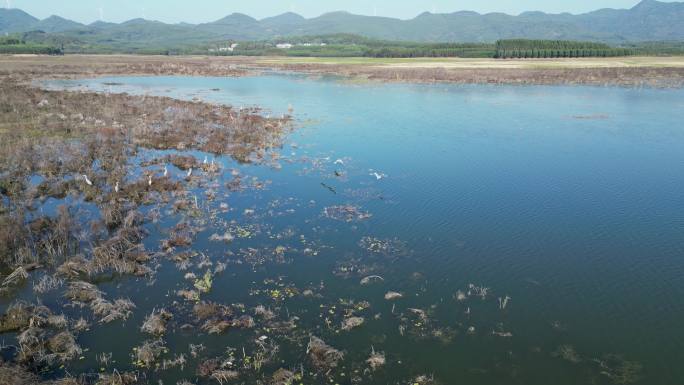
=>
[494,39,633,58]
[0,35,63,55]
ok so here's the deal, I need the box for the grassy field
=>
[255,56,684,69]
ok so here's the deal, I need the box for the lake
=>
[21,75,684,384]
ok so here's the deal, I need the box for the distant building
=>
[276,43,293,49]
[211,43,239,53]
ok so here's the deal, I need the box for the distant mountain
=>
[0,8,38,32]
[34,15,84,33]
[1,0,683,46]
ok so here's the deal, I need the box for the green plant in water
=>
[194,270,213,294]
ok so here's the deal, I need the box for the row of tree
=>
[495,39,611,51]
[494,39,632,58]
[495,48,633,58]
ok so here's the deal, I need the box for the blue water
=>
[36,75,684,384]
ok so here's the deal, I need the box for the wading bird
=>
[114,182,119,193]
[163,166,168,177]
[187,167,193,178]
[148,175,153,186]
[82,175,93,186]
[371,172,384,180]
[203,156,208,165]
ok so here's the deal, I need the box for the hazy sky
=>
[5,0,669,24]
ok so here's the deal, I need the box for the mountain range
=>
[1,0,683,46]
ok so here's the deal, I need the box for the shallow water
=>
[23,75,684,384]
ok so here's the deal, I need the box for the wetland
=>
[1,58,684,385]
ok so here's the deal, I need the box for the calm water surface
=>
[32,75,684,384]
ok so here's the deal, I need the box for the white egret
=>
[114,182,119,193]
[371,172,384,180]
[148,175,153,186]
[203,156,208,165]
[82,175,93,186]
[187,167,193,177]
[163,166,168,177]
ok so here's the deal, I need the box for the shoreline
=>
[1,54,684,88]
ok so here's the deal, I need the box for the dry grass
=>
[307,336,344,370]
[0,360,82,385]
[0,65,291,273]
[132,339,166,368]
[140,308,172,336]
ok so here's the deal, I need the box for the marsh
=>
[1,67,683,385]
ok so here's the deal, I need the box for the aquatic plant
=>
[358,236,410,258]
[94,370,141,385]
[193,270,213,294]
[42,331,82,364]
[0,360,82,385]
[2,266,29,288]
[341,316,365,331]
[271,368,296,385]
[140,308,172,336]
[307,336,344,370]
[553,345,581,363]
[32,274,64,294]
[594,354,643,384]
[0,302,39,333]
[91,298,136,324]
[211,370,240,385]
[467,284,490,300]
[366,348,386,371]
[132,339,167,368]
[323,205,372,222]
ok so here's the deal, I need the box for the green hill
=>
[0,1,682,52]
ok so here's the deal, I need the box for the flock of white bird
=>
[81,159,205,193]
[81,154,387,194]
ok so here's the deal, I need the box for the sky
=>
[4,0,670,24]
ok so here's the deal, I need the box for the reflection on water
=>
[10,75,684,384]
